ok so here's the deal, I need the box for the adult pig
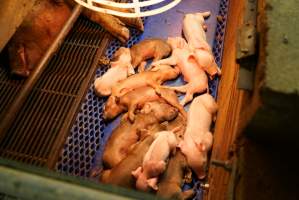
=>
[100,134,155,188]
[7,0,71,77]
[179,94,217,179]
[157,151,195,200]
[102,101,178,169]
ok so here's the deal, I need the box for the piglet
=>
[179,94,217,179]
[152,37,208,106]
[102,101,178,168]
[94,47,134,96]
[111,64,179,98]
[100,134,155,188]
[132,131,178,191]
[104,86,186,122]
[130,38,172,72]
[183,12,221,79]
[157,151,195,200]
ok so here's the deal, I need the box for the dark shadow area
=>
[236,138,299,200]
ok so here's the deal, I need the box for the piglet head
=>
[194,11,211,31]
[141,102,178,122]
[200,94,218,116]
[132,167,152,191]
[103,95,125,120]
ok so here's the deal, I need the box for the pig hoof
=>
[89,167,103,178]
[128,114,135,123]
[11,68,30,78]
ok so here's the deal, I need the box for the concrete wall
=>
[0,0,36,51]
[246,0,299,144]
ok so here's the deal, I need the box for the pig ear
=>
[137,128,150,140]
[147,178,158,190]
[150,66,160,72]
[171,126,182,133]
[127,63,135,76]
[201,11,211,18]
[195,142,206,152]
[140,103,152,114]
[174,66,181,74]
[132,167,142,178]
[178,141,184,150]
[188,53,197,63]
[160,121,169,129]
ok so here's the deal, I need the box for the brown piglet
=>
[102,101,178,169]
[104,86,186,122]
[100,134,155,188]
[130,38,172,72]
[157,151,195,200]
[111,64,180,98]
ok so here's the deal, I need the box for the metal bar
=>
[0,5,83,137]
[47,34,110,169]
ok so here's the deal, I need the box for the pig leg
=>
[180,91,194,106]
[98,4,144,32]
[146,80,162,91]
[127,102,138,122]
[184,167,193,183]
[117,16,144,32]
[162,85,188,93]
[157,88,187,119]
[152,53,165,63]
[100,169,112,183]
[137,61,147,72]
[152,56,177,67]
[89,166,103,178]
[180,189,195,200]
[8,43,30,77]
[83,10,130,44]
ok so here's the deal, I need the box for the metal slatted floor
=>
[0,16,109,168]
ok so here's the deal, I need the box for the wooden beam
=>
[204,0,246,199]
[204,0,267,199]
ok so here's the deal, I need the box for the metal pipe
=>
[0,4,82,136]
[0,165,133,200]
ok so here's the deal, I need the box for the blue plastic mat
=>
[56,0,229,198]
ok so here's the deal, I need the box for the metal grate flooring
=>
[0,16,109,167]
